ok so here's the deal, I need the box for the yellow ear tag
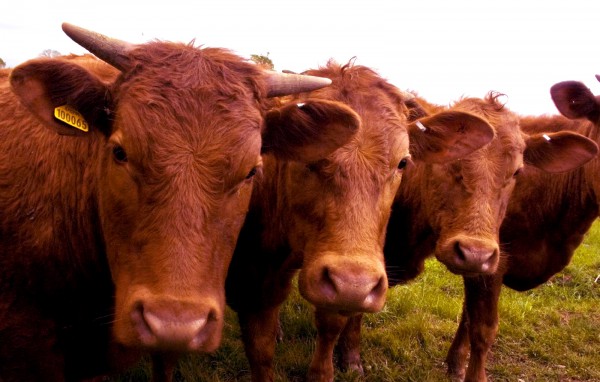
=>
[54,105,89,132]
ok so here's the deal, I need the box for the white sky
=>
[2,0,599,115]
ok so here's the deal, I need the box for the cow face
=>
[413,94,598,276]
[97,48,267,351]
[9,27,345,354]
[273,63,494,314]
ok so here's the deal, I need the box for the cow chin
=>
[436,234,500,276]
[298,252,388,314]
[113,286,224,353]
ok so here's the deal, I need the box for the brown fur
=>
[225,62,498,382]
[383,95,527,382]
[0,43,353,381]
[446,83,600,381]
[384,93,527,281]
[226,61,410,382]
[335,91,598,382]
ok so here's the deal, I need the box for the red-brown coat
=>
[0,25,351,381]
[445,80,600,382]
[226,61,498,382]
[386,93,597,280]
[335,92,598,382]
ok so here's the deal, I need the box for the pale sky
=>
[2,0,599,116]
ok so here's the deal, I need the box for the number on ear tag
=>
[54,105,89,132]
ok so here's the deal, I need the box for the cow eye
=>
[306,160,326,173]
[245,166,258,180]
[112,145,128,163]
[513,166,523,177]
[398,156,411,170]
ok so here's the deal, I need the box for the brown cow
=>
[443,79,600,382]
[334,92,598,381]
[0,23,356,381]
[225,61,498,382]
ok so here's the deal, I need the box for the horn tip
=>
[61,22,79,35]
[595,74,600,82]
[61,22,91,43]
[298,75,332,93]
[318,77,332,86]
[265,72,333,97]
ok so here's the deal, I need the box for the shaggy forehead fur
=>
[299,60,411,184]
[108,42,265,198]
[450,92,525,185]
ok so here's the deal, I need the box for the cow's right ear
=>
[262,99,360,162]
[9,58,111,136]
[550,81,599,121]
[524,131,598,173]
[408,111,494,163]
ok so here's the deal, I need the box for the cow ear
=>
[9,58,111,136]
[408,111,494,163]
[524,131,598,173]
[550,81,599,121]
[262,99,360,162]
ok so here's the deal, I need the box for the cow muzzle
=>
[437,235,500,276]
[119,294,222,353]
[299,253,388,314]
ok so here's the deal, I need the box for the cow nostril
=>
[320,266,338,300]
[131,302,154,345]
[454,241,466,262]
[207,307,218,323]
[374,275,386,295]
[364,275,387,306]
[480,249,499,272]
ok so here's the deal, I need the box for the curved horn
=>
[596,74,600,83]
[264,71,332,97]
[62,22,134,72]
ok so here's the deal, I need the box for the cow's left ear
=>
[10,58,111,136]
[262,99,360,162]
[408,111,494,163]
[550,81,600,121]
[524,131,598,173]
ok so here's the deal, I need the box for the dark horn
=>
[264,71,332,97]
[62,22,134,72]
[596,74,600,83]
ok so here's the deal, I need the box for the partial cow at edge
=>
[444,78,600,382]
[0,23,342,381]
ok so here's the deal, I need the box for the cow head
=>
[271,62,494,314]
[9,24,345,353]
[409,93,598,276]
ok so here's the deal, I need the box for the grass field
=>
[113,221,600,381]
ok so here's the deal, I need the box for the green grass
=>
[112,222,600,381]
